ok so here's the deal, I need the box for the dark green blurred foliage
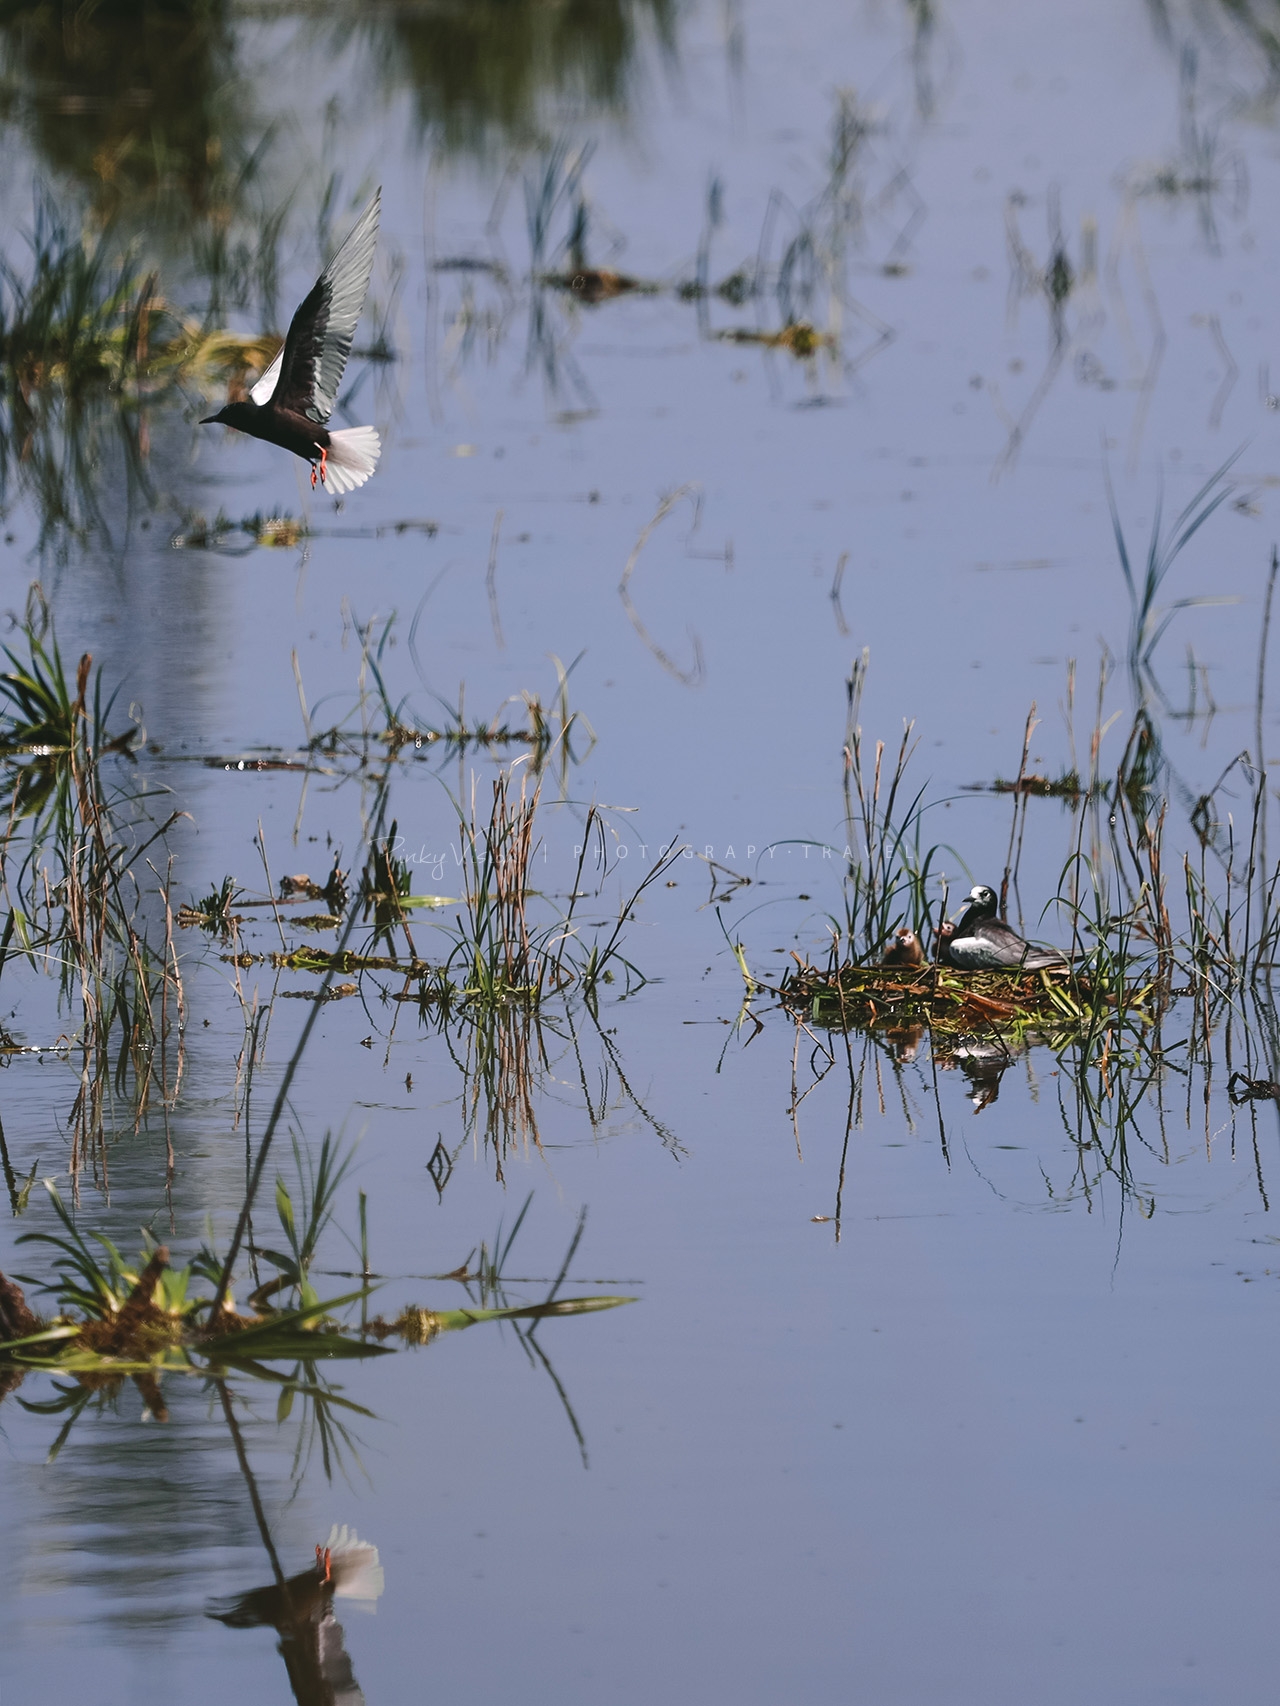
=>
[358,0,677,151]
[0,0,246,223]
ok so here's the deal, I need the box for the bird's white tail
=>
[324,1525,385,1604]
[324,426,381,496]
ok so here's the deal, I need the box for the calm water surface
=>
[3,2,1280,1702]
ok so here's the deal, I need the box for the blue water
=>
[3,2,1280,1701]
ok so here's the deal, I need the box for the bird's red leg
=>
[323,1547,332,1583]
[310,462,318,489]
[315,1544,325,1573]
[318,446,328,486]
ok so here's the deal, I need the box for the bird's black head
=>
[201,401,257,429]
[951,883,999,938]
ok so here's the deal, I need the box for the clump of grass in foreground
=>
[0,1175,383,1384]
[0,1162,631,1417]
[0,609,136,767]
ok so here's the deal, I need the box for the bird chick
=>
[881,927,924,967]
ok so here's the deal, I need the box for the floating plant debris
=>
[541,267,658,301]
[715,321,831,356]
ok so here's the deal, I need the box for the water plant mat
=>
[779,962,1154,1040]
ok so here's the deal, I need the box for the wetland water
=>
[3,1,1280,1701]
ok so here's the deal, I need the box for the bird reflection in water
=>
[940,1037,1016,1113]
[208,1525,384,1706]
[880,1021,926,1065]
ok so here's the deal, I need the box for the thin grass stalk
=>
[1250,547,1278,977]
[1000,703,1038,915]
[211,781,391,1319]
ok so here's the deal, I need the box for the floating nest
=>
[779,959,1148,1042]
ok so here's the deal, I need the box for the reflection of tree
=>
[358,0,675,150]
[0,0,250,226]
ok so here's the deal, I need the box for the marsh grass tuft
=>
[0,607,184,1180]
[836,651,951,960]
[1,1165,633,1463]
[0,192,279,404]
[445,766,557,1002]
[178,875,240,935]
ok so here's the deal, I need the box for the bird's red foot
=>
[314,1544,332,1582]
[310,464,318,489]
[318,447,328,486]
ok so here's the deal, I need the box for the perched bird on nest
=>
[944,883,1068,971]
[881,927,924,967]
[202,190,382,495]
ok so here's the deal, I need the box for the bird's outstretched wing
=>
[273,189,381,423]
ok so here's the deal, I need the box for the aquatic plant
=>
[835,651,953,961]
[0,606,185,1179]
[0,1168,633,1469]
[1106,451,1241,698]
[0,192,279,402]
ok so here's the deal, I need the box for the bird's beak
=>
[200,414,219,425]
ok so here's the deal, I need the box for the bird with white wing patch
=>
[201,189,383,495]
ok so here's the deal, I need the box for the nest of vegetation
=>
[779,959,1151,1041]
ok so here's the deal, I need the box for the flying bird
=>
[944,883,1068,972]
[202,189,382,495]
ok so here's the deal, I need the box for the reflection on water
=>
[358,0,676,151]
[209,1445,384,1706]
[0,0,681,228]
[0,0,245,225]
